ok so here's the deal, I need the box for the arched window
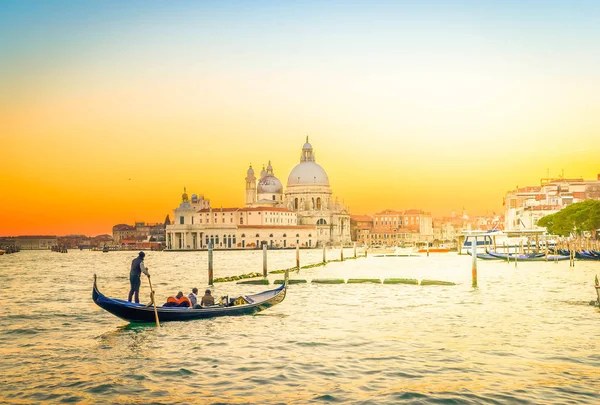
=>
[240,217,243,225]
[308,234,312,237]
[241,234,246,238]
[269,234,273,237]
[311,198,315,209]
[296,234,299,237]
[256,234,260,237]
[316,197,321,210]
[283,234,287,237]
[294,198,299,210]
[317,218,327,225]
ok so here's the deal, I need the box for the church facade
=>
[165,139,351,250]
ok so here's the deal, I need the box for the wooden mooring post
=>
[340,244,344,261]
[208,242,214,286]
[263,244,268,277]
[471,236,478,287]
[296,245,300,269]
[323,244,326,263]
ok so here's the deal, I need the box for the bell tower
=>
[245,164,257,205]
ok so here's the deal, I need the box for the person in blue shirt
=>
[128,251,150,303]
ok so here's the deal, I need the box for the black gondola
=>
[92,274,287,323]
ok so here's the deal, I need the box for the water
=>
[1,249,599,404]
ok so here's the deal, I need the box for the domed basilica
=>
[245,138,351,246]
[166,138,350,250]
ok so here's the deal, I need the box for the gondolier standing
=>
[128,252,150,303]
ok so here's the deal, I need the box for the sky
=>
[1,0,599,236]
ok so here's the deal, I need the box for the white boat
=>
[460,230,555,255]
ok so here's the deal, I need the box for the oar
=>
[147,275,160,328]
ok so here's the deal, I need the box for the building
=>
[113,220,168,245]
[350,215,373,243]
[350,209,434,247]
[167,191,316,250]
[166,139,351,250]
[16,235,58,250]
[504,174,600,231]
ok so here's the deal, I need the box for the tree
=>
[538,200,600,237]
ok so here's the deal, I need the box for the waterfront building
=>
[165,138,352,250]
[350,215,373,243]
[504,174,600,231]
[16,235,58,250]
[167,190,315,250]
[113,220,168,245]
[350,209,434,247]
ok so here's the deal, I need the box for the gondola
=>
[487,251,570,261]
[92,273,287,323]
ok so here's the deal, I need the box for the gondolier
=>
[128,252,150,303]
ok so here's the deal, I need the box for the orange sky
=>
[1,2,599,236]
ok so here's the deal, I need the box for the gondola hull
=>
[487,251,570,261]
[93,276,287,323]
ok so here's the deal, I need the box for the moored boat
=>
[93,274,287,323]
[487,251,569,261]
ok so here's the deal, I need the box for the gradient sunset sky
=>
[2,0,599,236]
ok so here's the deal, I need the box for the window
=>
[240,217,243,225]
[272,195,275,200]
[317,218,327,225]
[316,197,321,210]
[294,198,299,209]
[269,234,273,237]
[256,234,260,237]
[179,216,184,225]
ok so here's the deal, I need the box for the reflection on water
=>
[0,249,599,404]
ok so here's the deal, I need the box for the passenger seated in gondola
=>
[200,289,215,307]
[162,291,191,307]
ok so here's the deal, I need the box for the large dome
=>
[258,175,283,193]
[287,161,329,187]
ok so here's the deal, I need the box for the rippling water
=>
[1,249,599,404]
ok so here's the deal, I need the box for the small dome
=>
[258,175,283,194]
[181,187,189,202]
[303,141,312,150]
[247,165,254,175]
[260,165,267,178]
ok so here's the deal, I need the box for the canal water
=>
[1,249,599,404]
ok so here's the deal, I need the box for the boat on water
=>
[0,250,4,255]
[460,230,555,255]
[417,247,450,253]
[486,251,570,261]
[373,247,419,257]
[92,274,288,323]
[553,249,600,261]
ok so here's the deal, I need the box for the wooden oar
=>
[147,275,160,328]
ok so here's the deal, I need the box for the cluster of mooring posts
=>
[51,245,68,253]
[0,245,20,254]
[207,242,455,287]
